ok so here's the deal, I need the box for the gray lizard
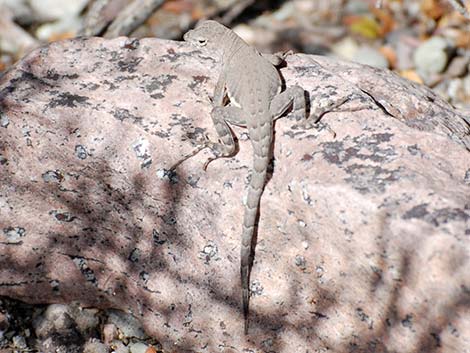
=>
[177,20,314,334]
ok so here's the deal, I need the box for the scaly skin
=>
[180,20,309,334]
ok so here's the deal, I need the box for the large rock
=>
[0,37,469,352]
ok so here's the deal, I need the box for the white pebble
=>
[413,36,449,75]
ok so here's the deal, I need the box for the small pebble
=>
[107,310,147,340]
[445,56,469,78]
[344,0,370,14]
[389,31,418,70]
[29,0,88,22]
[0,311,10,334]
[73,307,100,335]
[295,255,307,269]
[447,78,463,101]
[103,323,118,345]
[295,0,316,12]
[331,37,359,60]
[35,16,82,40]
[110,340,130,353]
[463,75,470,96]
[0,0,34,22]
[272,1,295,21]
[128,341,150,353]
[12,335,27,349]
[352,46,389,68]
[413,36,449,75]
[83,339,109,353]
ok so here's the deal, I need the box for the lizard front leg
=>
[212,71,227,107]
[170,74,234,171]
[169,106,244,171]
[202,106,246,170]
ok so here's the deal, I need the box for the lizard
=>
[174,20,324,334]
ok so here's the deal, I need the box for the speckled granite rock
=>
[0,37,469,353]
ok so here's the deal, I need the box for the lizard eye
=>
[197,38,207,46]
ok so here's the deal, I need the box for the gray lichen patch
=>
[46,92,90,109]
[249,280,263,296]
[128,248,141,263]
[294,255,307,270]
[188,75,209,92]
[0,112,9,127]
[344,164,402,193]
[116,57,143,73]
[75,145,88,160]
[198,240,219,264]
[156,168,179,184]
[41,170,64,183]
[402,204,470,226]
[169,113,194,128]
[111,108,144,124]
[49,210,76,223]
[159,47,190,62]
[0,154,7,165]
[355,307,374,330]
[2,226,26,243]
[464,169,470,184]
[152,229,167,246]
[0,37,469,352]
[145,74,177,99]
[71,257,98,286]
[49,279,60,292]
[45,69,79,81]
[132,138,152,169]
[320,133,397,166]
[406,144,422,156]
[316,132,400,193]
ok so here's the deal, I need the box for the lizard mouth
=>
[183,31,208,47]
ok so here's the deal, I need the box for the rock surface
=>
[0,37,469,353]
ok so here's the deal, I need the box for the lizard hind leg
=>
[261,50,293,66]
[203,105,246,170]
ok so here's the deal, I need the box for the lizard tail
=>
[241,121,272,335]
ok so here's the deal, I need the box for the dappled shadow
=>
[0,35,469,353]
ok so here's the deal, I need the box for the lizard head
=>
[183,20,228,50]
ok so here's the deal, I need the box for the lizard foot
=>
[169,134,215,171]
[203,156,217,171]
[170,137,230,171]
[277,49,294,60]
[294,120,337,138]
[169,144,208,171]
[202,140,233,171]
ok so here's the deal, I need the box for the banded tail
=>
[241,118,272,334]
